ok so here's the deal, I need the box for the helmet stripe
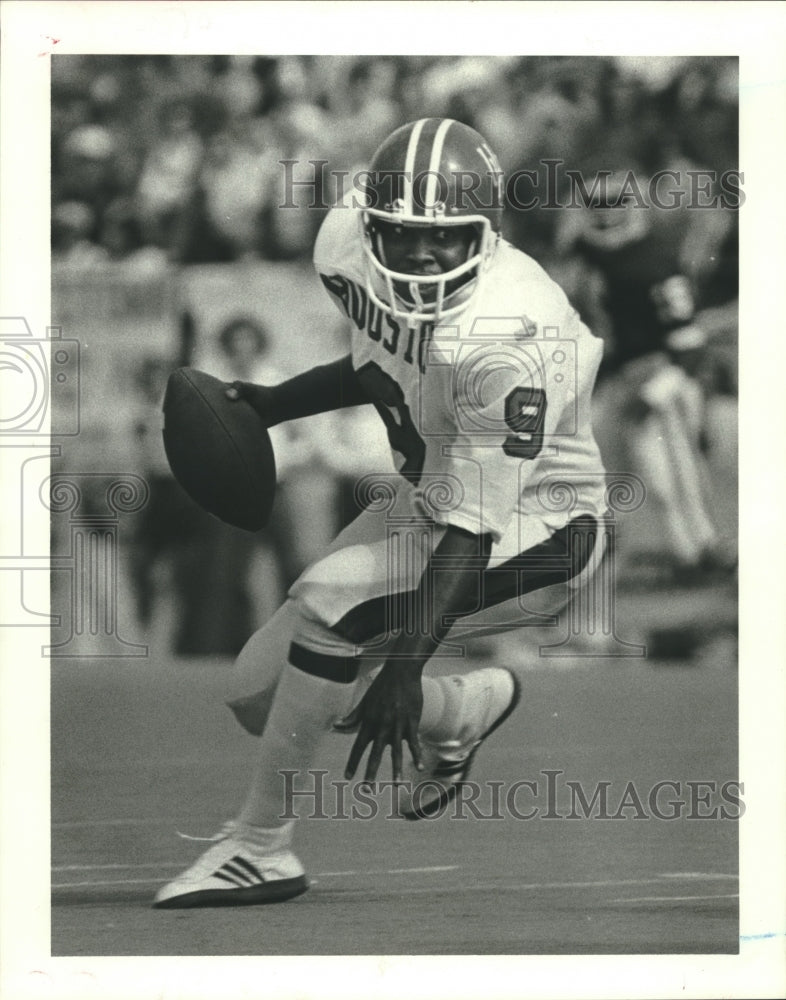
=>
[425,118,454,210]
[402,118,427,215]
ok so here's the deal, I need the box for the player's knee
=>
[288,604,363,684]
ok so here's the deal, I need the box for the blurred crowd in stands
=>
[52,54,738,271]
[51,55,739,656]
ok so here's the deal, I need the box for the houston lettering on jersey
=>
[319,273,430,374]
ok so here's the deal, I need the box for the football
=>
[162,367,276,532]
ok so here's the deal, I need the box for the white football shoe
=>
[400,667,521,821]
[153,821,308,908]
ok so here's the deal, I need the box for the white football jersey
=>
[313,207,607,545]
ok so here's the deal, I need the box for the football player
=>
[155,119,608,908]
[558,170,732,577]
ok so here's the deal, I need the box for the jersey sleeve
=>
[422,312,597,542]
[312,207,368,324]
[313,206,344,274]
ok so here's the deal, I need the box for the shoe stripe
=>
[230,855,267,883]
[222,861,258,885]
[213,869,247,888]
[211,857,266,888]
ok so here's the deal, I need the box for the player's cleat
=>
[153,821,308,908]
[400,667,521,821]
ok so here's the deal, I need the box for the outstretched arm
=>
[335,524,494,783]
[226,353,371,426]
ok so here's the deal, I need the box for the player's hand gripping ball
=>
[162,367,276,531]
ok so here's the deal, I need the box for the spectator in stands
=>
[342,58,401,164]
[197,128,269,260]
[52,201,108,268]
[100,197,169,271]
[215,55,264,121]
[136,98,204,258]
[258,57,332,259]
[53,123,121,236]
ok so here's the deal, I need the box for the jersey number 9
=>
[503,386,547,459]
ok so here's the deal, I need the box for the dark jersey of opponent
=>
[577,208,696,371]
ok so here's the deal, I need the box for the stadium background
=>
[49,55,740,955]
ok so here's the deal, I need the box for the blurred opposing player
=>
[559,170,733,577]
[155,119,608,908]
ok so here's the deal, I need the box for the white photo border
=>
[1,2,784,998]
